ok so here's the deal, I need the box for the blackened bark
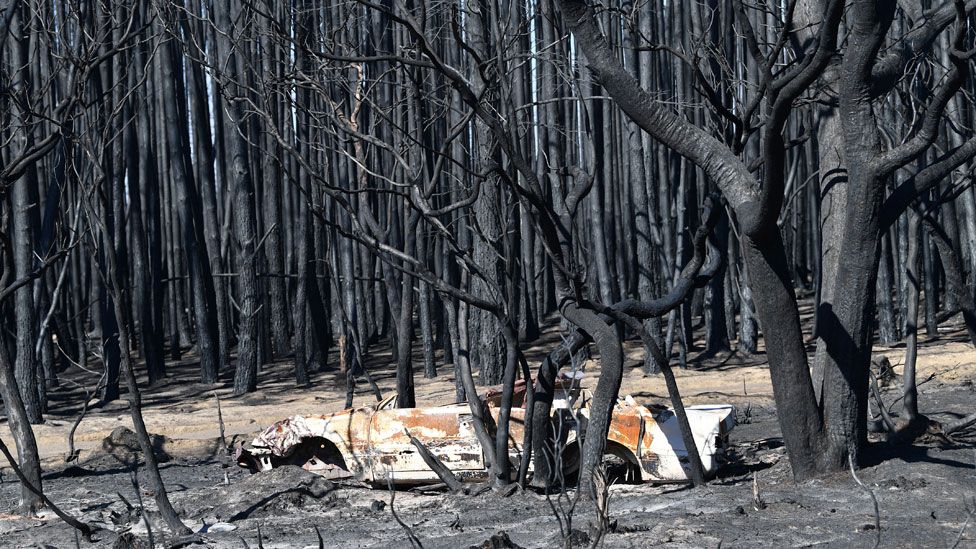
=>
[97,262,122,404]
[901,212,921,423]
[921,226,939,336]
[562,303,622,493]
[129,19,165,384]
[924,215,976,346]
[0,329,42,512]
[741,235,825,477]
[92,196,193,537]
[293,196,312,387]
[185,0,231,367]
[876,232,898,346]
[260,44,289,358]
[703,214,731,356]
[464,0,506,387]
[395,237,417,407]
[417,225,437,379]
[9,6,41,423]
[213,0,262,395]
[736,245,759,354]
[155,16,221,383]
[492,322,520,488]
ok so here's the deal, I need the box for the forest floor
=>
[2,309,976,548]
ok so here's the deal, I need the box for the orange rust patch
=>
[607,411,642,447]
[401,413,461,437]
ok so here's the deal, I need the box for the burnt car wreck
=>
[236,385,736,486]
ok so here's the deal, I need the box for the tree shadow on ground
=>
[861,442,976,470]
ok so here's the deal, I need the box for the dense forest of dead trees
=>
[2,0,976,536]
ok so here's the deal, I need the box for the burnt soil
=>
[2,315,975,548]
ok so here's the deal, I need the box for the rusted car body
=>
[236,388,735,485]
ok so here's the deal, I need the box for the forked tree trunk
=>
[559,302,624,492]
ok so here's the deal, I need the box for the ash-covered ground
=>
[2,378,973,549]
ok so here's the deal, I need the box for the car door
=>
[366,404,486,483]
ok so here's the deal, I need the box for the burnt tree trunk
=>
[213,0,262,395]
[155,10,221,383]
